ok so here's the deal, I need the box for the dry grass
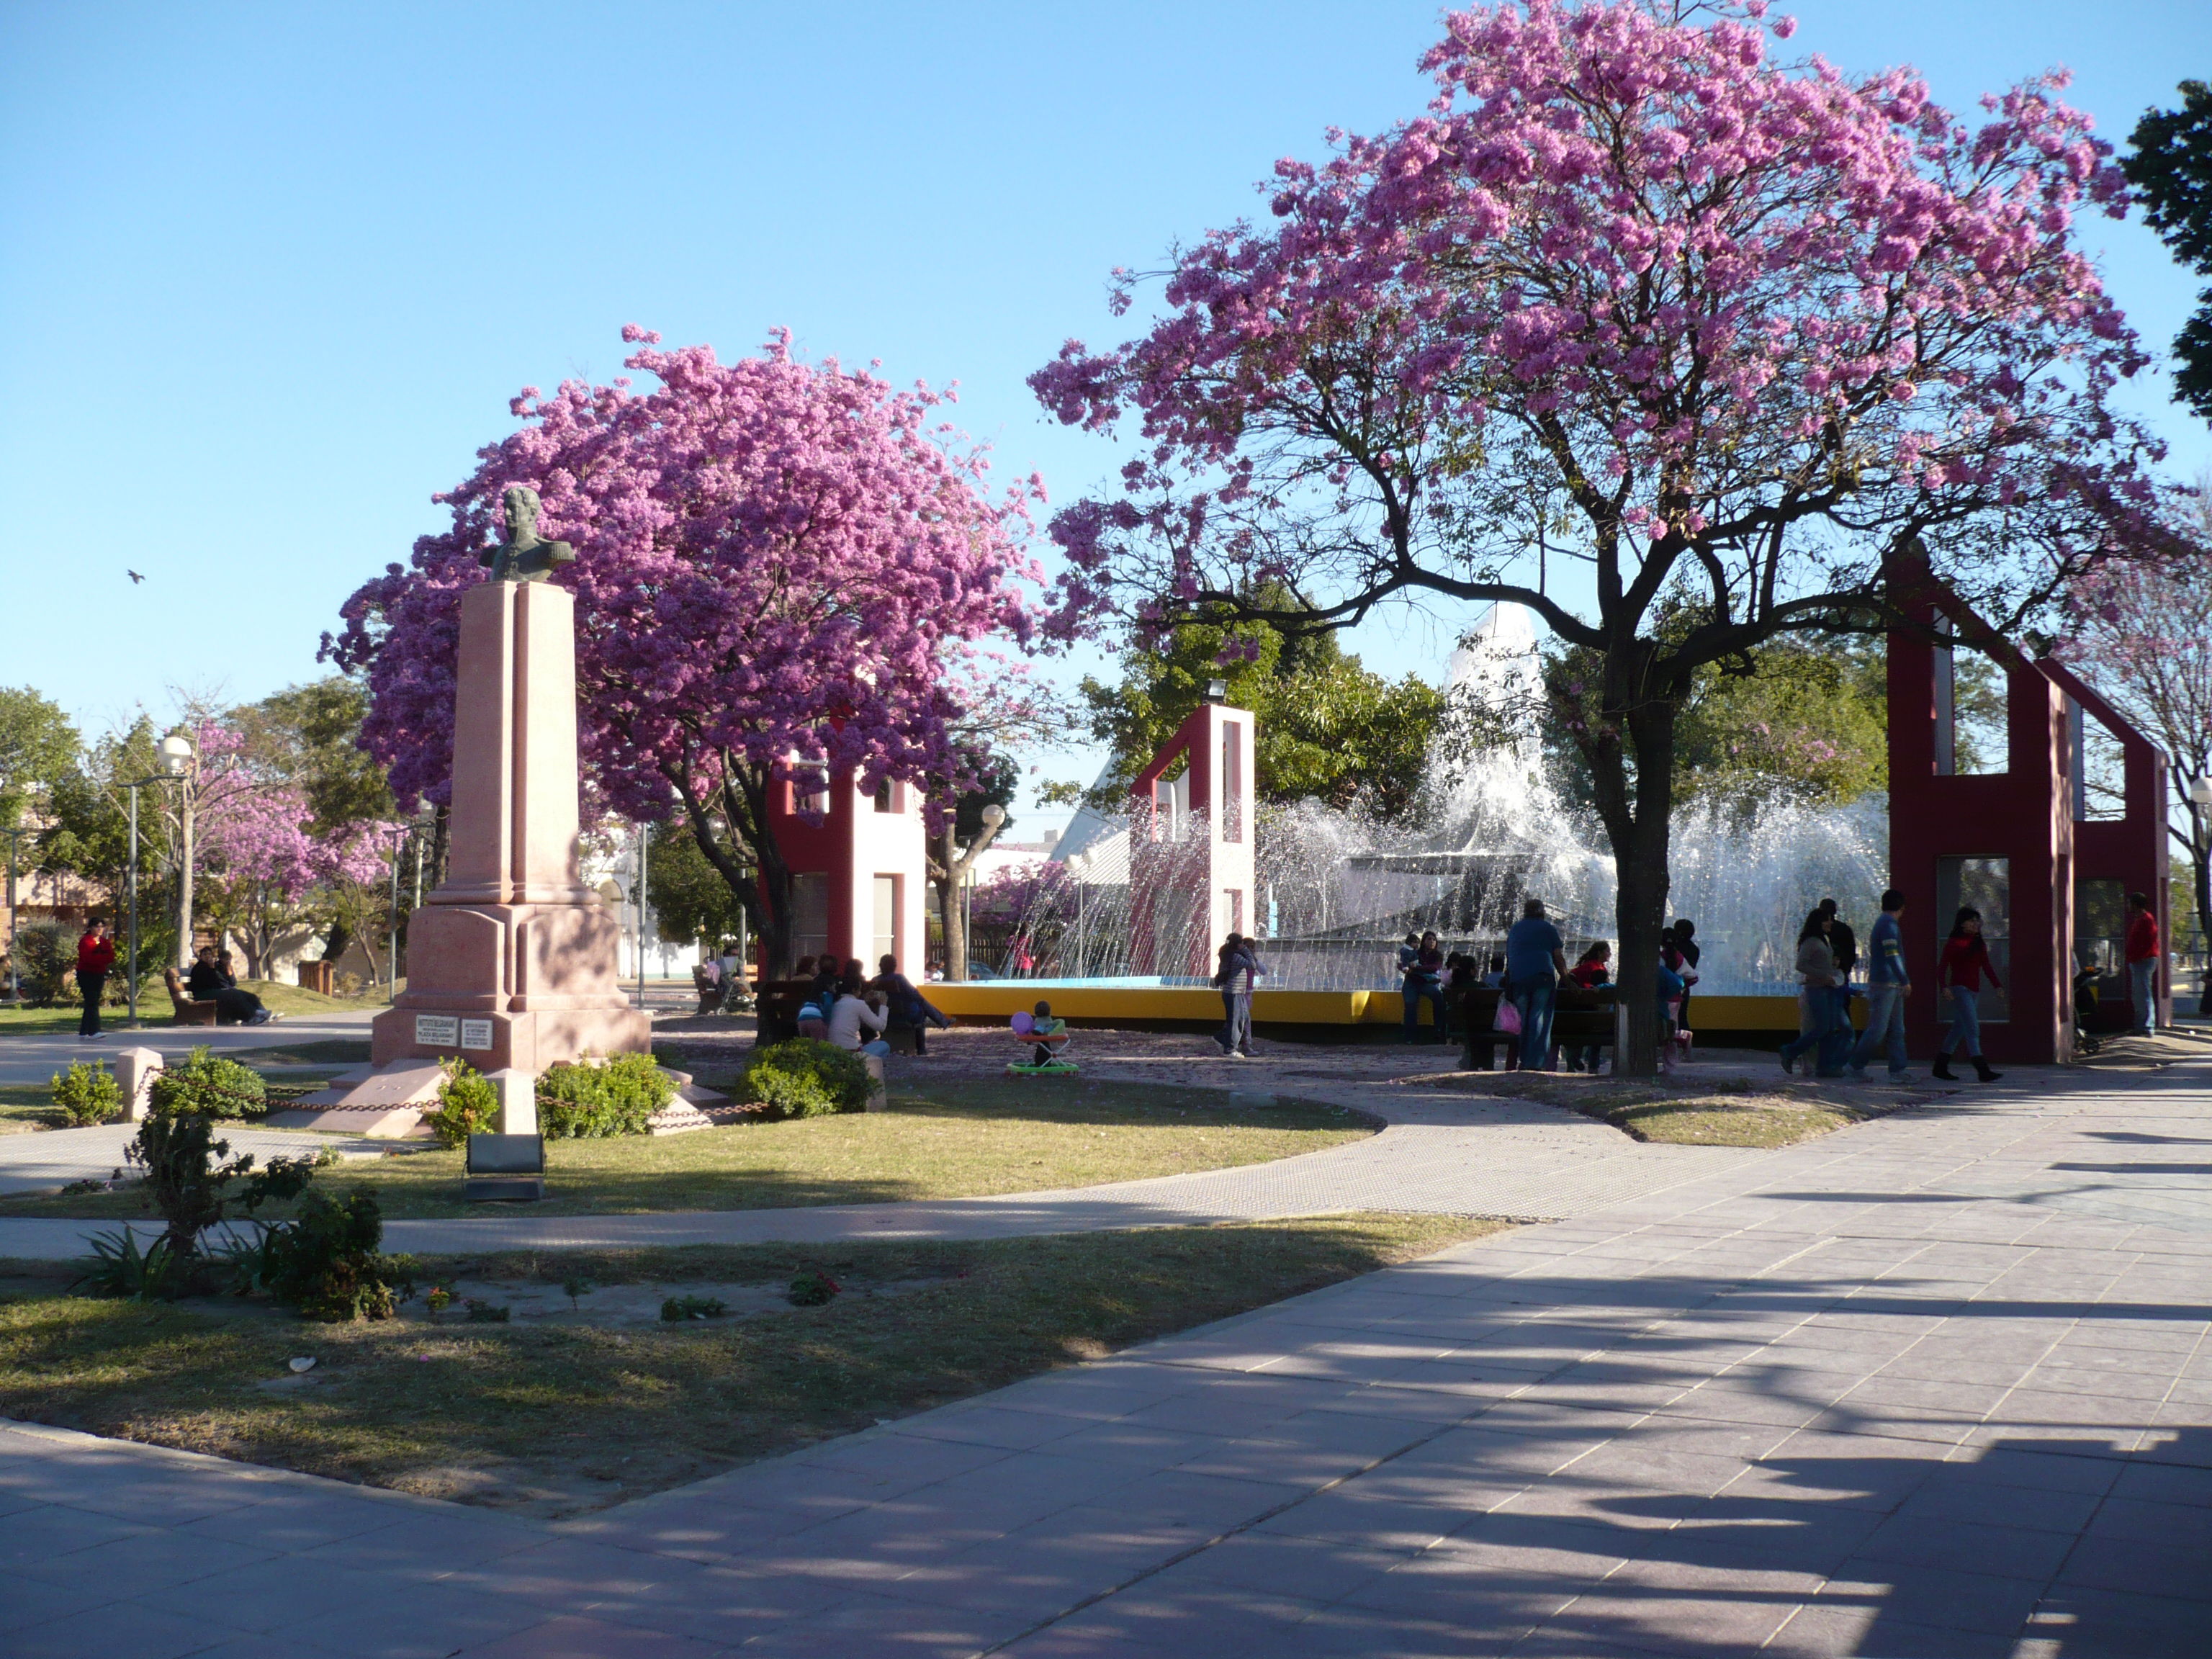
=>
[1432,1067,1898,1148]
[0,1214,1509,1516]
[0,1075,1374,1218]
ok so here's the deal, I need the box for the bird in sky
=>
[127,570,144,584]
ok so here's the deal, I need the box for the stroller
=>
[2072,958,2104,1057]
[1007,1004,1078,1075]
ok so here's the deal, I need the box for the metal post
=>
[174,765,194,973]
[386,830,402,1004]
[126,783,140,1027]
[1,826,22,1003]
[636,823,648,1010]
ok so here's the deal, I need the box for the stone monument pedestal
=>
[372,579,649,1074]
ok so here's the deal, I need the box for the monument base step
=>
[647,1098,716,1136]
[263,1106,431,1139]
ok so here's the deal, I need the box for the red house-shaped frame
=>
[1127,702,1257,977]
[1887,559,2169,1062]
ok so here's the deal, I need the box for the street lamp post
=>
[157,732,196,973]
[2191,777,2212,1017]
[0,824,30,1004]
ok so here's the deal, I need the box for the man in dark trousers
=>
[2124,891,2161,1035]
[1818,898,1858,1072]
[75,918,116,1040]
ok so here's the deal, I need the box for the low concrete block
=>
[490,1068,536,1136]
[864,1053,887,1112]
[113,1047,162,1123]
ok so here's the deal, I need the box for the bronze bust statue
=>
[482,486,577,583]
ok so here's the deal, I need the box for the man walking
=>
[1504,898,1568,1071]
[2124,891,2161,1035]
[75,917,116,1040]
[1848,889,1911,1082]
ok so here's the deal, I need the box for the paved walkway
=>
[0,1076,1764,1259]
[0,1014,374,1089]
[6,1059,2212,1655]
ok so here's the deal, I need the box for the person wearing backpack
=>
[873,953,948,1055]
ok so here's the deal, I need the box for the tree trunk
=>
[2192,820,2212,1017]
[932,827,968,981]
[1574,648,1678,1079]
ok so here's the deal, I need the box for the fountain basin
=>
[925,980,1806,1036]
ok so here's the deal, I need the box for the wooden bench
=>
[163,968,218,1027]
[690,963,724,1017]
[1455,984,1619,1069]
[753,979,813,1044]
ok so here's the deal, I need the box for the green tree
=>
[927,749,1019,981]
[646,819,750,948]
[1080,606,1443,818]
[2125,80,2212,423]
[0,686,81,830]
[1672,640,1889,813]
[37,717,179,984]
[233,679,395,835]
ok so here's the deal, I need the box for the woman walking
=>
[1936,908,2005,1082]
[1779,909,1841,1076]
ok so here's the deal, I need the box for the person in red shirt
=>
[74,918,117,1040]
[1935,907,2002,1083]
[2124,891,2161,1036]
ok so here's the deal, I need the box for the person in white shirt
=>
[826,974,891,1058]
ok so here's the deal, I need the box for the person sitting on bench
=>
[187,946,273,1025]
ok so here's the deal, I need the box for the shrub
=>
[14,922,73,1007]
[661,1294,727,1321]
[739,1039,872,1119]
[50,1059,122,1126]
[252,1188,414,1321]
[788,1267,840,1306]
[148,1046,268,1119]
[424,1058,498,1148]
[76,1229,183,1300]
[536,1052,671,1138]
[127,1110,318,1260]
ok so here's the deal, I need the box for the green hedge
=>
[536,1052,673,1138]
[739,1038,873,1118]
[423,1059,498,1148]
[148,1047,266,1119]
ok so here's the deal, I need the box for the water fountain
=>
[931,604,1887,1033]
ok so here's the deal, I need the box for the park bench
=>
[162,967,219,1027]
[1454,984,1619,1071]
[753,979,812,1043]
[464,1133,544,1202]
[689,963,723,1017]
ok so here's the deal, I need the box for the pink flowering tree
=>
[328,329,1043,977]
[1032,0,2178,1069]
[191,721,395,979]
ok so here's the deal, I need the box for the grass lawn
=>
[0,1076,1375,1218]
[0,1084,52,1136]
[0,1214,1510,1514]
[0,981,372,1037]
[1442,1071,1882,1147]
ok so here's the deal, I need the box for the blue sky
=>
[3,0,2208,837]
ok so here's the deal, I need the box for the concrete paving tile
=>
[1036,1421,1220,1472]
[2110,1457,2212,1506]
[1251,1486,1478,1549]
[0,1570,113,1635]
[2,1597,247,1659]
[14,1524,274,1594]
[2054,1532,2212,1601]
[456,1612,734,1658]
[287,1576,551,1658]
[1984,1386,2162,1430]
[0,1501,156,1568]
[1850,1511,2077,1581]
[444,1534,688,1605]
[1521,1586,1804,1655]
[2020,1587,2212,1658]
[1815,1561,2046,1635]
[151,1552,398,1634]
[794,1429,1015,1485]
[1946,1443,2128,1497]
[2085,1493,2212,1550]
[1486,1480,1704,1532]
[184,1488,473,1554]
[1172,1530,1416,1604]
[295,1509,544,1577]
[2023,1362,2182,1403]
[889,1403,1089,1453]
[1889,1472,2105,1534]
[1762,1602,2019,1658]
